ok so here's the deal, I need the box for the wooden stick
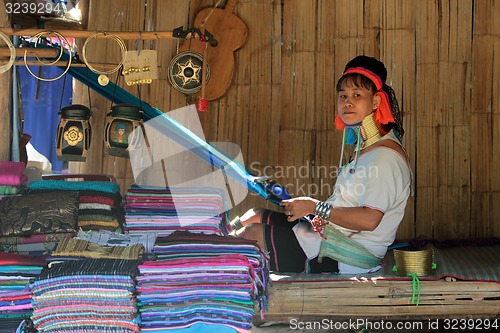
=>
[197,41,209,112]
[2,59,118,68]
[2,59,166,70]
[0,47,58,57]
[0,28,174,40]
[201,42,208,99]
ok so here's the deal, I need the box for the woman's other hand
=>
[280,197,318,221]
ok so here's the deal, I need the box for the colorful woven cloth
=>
[76,229,157,253]
[30,259,140,333]
[123,186,228,237]
[0,233,71,255]
[51,237,144,261]
[0,253,46,332]
[136,232,270,332]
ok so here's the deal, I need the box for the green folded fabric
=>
[318,224,381,269]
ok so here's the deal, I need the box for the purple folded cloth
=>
[0,162,27,186]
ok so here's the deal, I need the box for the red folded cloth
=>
[0,161,28,186]
[0,251,48,266]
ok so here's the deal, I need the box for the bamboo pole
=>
[0,47,58,57]
[3,59,119,68]
[0,27,174,40]
[0,1,11,161]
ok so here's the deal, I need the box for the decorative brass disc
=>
[98,74,110,86]
[168,51,210,95]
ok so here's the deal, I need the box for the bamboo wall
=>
[65,0,499,241]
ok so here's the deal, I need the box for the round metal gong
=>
[168,51,210,95]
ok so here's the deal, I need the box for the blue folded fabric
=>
[29,180,121,194]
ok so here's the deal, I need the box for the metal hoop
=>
[82,32,127,75]
[23,31,72,82]
[0,32,16,74]
[29,31,65,65]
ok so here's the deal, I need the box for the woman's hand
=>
[280,197,318,221]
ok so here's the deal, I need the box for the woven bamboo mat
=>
[271,244,500,283]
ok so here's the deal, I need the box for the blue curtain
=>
[19,65,72,172]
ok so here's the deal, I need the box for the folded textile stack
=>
[123,186,228,236]
[49,237,145,262]
[0,162,28,199]
[136,232,270,332]
[0,252,47,333]
[0,233,73,255]
[29,180,125,232]
[0,191,79,254]
[76,229,157,254]
[30,258,141,333]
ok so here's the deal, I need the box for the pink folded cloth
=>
[0,161,28,186]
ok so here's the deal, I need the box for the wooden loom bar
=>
[0,27,174,40]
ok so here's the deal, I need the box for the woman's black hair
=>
[336,73,377,93]
[336,55,404,138]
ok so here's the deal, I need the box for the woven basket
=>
[393,246,435,277]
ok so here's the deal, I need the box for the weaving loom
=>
[64,64,290,206]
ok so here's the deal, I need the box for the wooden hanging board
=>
[177,0,247,101]
[122,50,159,86]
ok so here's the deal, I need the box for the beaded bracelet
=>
[315,201,332,221]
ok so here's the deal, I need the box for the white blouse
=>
[293,131,412,274]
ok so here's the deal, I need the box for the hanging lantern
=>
[104,104,143,158]
[56,104,92,161]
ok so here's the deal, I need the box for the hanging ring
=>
[0,32,16,74]
[82,32,127,75]
[23,30,72,82]
[29,31,66,65]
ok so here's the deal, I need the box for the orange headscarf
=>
[335,67,395,130]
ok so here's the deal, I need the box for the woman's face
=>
[337,79,380,126]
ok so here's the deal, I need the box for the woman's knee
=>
[239,223,261,238]
[241,208,266,223]
[238,223,266,249]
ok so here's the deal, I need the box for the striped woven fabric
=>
[0,253,46,332]
[123,186,228,237]
[51,237,144,261]
[137,232,270,332]
[30,259,140,333]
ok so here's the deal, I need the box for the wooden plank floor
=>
[259,278,500,321]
